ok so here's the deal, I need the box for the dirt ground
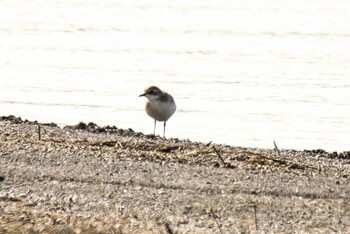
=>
[0,116,349,233]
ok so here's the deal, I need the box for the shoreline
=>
[1,115,350,233]
[1,115,349,158]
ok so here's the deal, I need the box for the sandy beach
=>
[0,115,349,233]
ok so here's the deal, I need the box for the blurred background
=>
[0,0,349,151]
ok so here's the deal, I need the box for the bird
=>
[139,86,176,138]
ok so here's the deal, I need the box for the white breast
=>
[146,100,176,122]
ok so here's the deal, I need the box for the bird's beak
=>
[139,93,146,97]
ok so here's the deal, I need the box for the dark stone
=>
[331,152,338,158]
[0,115,23,124]
[74,122,87,130]
[313,149,326,154]
[87,122,98,129]
[43,122,58,127]
[95,128,106,133]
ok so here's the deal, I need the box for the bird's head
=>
[139,86,162,101]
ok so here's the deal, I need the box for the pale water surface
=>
[1,0,350,151]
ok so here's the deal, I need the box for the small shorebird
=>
[139,86,176,138]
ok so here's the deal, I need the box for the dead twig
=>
[164,222,173,234]
[37,124,42,140]
[212,146,236,169]
[212,146,226,167]
[274,140,280,156]
[245,151,287,165]
[244,151,318,171]
[117,141,124,149]
[253,204,258,231]
[89,141,119,147]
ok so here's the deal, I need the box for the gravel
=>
[0,115,350,233]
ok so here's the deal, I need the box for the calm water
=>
[1,0,350,151]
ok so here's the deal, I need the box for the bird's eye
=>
[148,90,154,94]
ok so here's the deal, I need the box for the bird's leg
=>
[153,119,156,136]
[163,121,166,139]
